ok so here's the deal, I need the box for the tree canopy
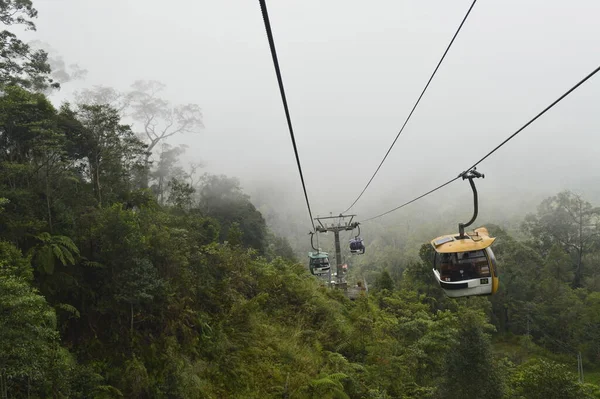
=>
[0,1,599,397]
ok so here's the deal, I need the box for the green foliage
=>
[70,103,149,206]
[522,191,600,286]
[438,309,504,399]
[0,240,32,280]
[265,231,297,262]
[297,373,350,399]
[27,232,79,274]
[544,243,574,283]
[115,258,163,306]
[0,1,59,91]
[199,174,268,253]
[1,27,600,397]
[0,197,8,212]
[373,269,394,291]
[226,221,243,247]
[150,143,188,204]
[509,358,593,399]
[122,356,150,397]
[168,177,195,209]
[0,256,69,396]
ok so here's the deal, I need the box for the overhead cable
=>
[364,64,600,222]
[362,177,460,222]
[465,65,600,171]
[341,0,478,214]
[258,0,316,230]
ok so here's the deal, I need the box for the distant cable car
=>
[349,237,365,254]
[349,224,366,254]
[430,168,499,298]
[308,251,331,275]
[308,231,331,276]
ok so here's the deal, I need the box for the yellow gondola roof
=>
[431,227,496,253]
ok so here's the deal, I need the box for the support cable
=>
[342,0,478,214]
[258,0,316,230]
[363,64,600,222]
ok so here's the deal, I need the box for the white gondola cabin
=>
[431,227,499,298]
[308,251,331,276]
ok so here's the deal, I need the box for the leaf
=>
[55,303,80,318]
[36,245,54,274]
[52,244,67,266]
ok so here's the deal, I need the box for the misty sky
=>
[21,0,600,229]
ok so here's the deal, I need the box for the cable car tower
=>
[314,214,359,290]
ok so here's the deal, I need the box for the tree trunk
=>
[142,154,151,189]
[576,248,583,287]
[158,175,164,205]
[1,373,7,399]
[95,162,102,208]
[46,175,53,233]
[574,198,585,287]
[131,302,134,335]
[141,138,159,189]
[91,153,102,207]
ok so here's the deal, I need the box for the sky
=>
[20,0,600,232]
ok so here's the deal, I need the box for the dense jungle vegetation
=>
[1,1,600,398]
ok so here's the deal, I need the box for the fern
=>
[307,373,350,399]
[52,245,66,265]
[327,372,349,383]
[55,303,81,319]
[28,233,80,274]
[36,245,54,274]
[54,235,80,256]
[93,384,124,398]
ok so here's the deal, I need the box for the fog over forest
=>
[3,0,600,397]
[19,0,600,238]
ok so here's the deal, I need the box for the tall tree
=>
[510,359,594,399]
[28,40,87,91]
[68,104,148,207]
[167,178,195,210]
[198,174,267,253]
[73,85,128,112]
[438,309,504,399]
[523,191,600,286]
[0,241,70,397]
[150,143,187,205]
[0,0,57,91]
[544,244,574,283]
[114,258,164,335]
[126,80,203,186]
[0,85,64,241]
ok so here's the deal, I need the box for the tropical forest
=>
[1,0,600,398]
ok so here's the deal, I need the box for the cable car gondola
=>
[308,251,331,275]
[308,231,331,276]
[431,227,498,297]
[349,224,366,254]
[430,168,499,298]
[349,237,365,254]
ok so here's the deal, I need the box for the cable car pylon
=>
[314,214,359,290]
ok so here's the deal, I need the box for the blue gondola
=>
[349,223,366,254]
[349,237,365,254]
